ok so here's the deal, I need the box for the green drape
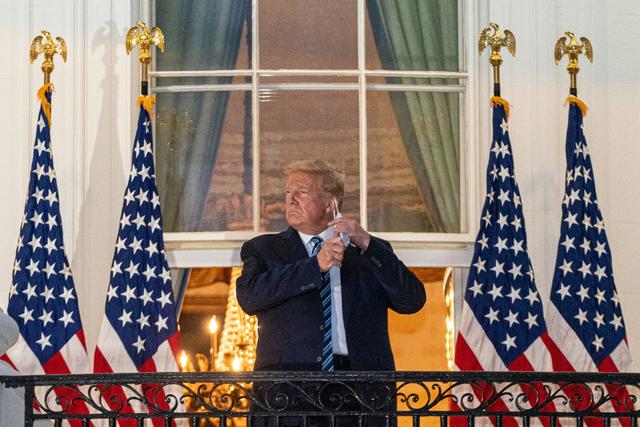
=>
[155,0,249,232]
[155,1,249,312]
[367,0,460,232]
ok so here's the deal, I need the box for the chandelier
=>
[179,266,258,373]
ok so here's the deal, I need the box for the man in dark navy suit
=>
[236,160,426,425]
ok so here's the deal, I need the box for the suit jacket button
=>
[316,356,322,362]
[320,325,324,331]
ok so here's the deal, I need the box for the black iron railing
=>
[1,371,638,426]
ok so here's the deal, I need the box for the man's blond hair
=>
[286,160,345,208]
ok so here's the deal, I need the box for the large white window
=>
[150,0,474,254]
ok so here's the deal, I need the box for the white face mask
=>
[0,308,19,355]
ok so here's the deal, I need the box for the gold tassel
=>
[137,95,156,116]
[37,83,54,127]
[565,95,588,117]
[490,96,511,120]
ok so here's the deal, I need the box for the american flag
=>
[93,96,181,424]
[3,85,92,422]
[454,98,565,424]
[546,98,632,415]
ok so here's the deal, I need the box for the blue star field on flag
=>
[549,100,627,367]
[464,100,547,367]
[101,100,178,370]
[7,89,85,366]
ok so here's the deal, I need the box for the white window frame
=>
[144,0,486,268]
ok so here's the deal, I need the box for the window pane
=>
[366,0,460,71]
[259,0,357,69]
[367,90,461,233]
[259,90,360,232]
[155,90,253,232]
[155,0,251,71]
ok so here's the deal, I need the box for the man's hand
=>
[328,218,371,251]
[316,236,345,272]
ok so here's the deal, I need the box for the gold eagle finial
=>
[479,22,516,65]
[479,23,516,93]
[30,30,67,84]
[555,32,592,92]
[125,20,165,65]
[126,20,164,94]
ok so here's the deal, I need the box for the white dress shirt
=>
[299,228,349,356]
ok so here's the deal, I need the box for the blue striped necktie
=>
[309,236,334,371]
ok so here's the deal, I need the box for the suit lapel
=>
[278,227,308,261]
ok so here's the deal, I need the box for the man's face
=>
[285,171,332,235]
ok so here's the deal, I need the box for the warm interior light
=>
[231,356,242,372]
[179,350,188,370]
[209,315,219,334]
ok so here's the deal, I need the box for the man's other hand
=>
[328,218,371,251]
[316,236,345,272]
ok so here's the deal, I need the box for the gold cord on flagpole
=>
[137,95,156,116]
[564,95,589,117]
[491,96,511,120]
[554,32,593,96]
[126,20,165,96]
[37,83,54,127]
[30,30,67,85]
[478,23,516,97]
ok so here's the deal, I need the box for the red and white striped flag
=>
[93,96,181,426]
[2,84,92,425]
[453,98,568,426]
[546,98,632,421]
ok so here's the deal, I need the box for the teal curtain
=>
[155,0,250,312]
[155,0,249,232]
[367,0,460,232]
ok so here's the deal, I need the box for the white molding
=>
[149,69,469,78]
[151,70,253,77]
[0,0,32,310]
[366,84,466,92]
[164,230,477,245]
[152,83,466,94]
[166,245,474,269]
[152,84,252,93]
[468,0,487,236]
[72,0,86,272]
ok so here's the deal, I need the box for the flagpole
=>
[554,32,593,97]
[126,20,165,95]
[478,23,516,97]
[30,30,67,86]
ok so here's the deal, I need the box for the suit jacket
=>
[236,227,426,371]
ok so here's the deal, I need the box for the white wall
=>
[1,0,639,370]
[0,0,136,354]
[482,0,640,370]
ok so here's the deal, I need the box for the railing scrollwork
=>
[1,371,639,425]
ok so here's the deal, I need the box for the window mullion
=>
[358,0,367,229]
[252,0,260,233]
